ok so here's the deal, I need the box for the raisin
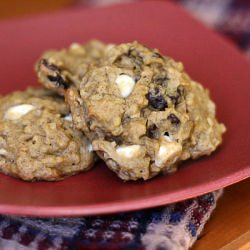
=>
[41,59,69,89]
[147,124,158,138]
[47,74,69,89]
[167,114,181,126]
[152,52,163,58]
[146,88,168,110]
[164,131,170,136]
[41,59,58,71]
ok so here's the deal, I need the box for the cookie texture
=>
[0,88,95,181]
[36,40,109,95]
[37,41,226,181]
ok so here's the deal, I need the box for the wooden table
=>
[1,2,249,249]
[193,179,250,250]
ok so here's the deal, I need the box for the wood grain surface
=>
[0,1,249,249]
[192,179,250,249]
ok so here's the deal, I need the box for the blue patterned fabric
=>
[0,190,222,250]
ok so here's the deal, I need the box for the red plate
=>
[0,1,249,217]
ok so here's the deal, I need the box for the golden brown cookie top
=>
[36,41,225,181]
[0,88,95,181]
[77,42,225,180]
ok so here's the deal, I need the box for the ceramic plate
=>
[0,1,249,216]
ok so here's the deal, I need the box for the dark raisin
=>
[146,88,168,110]
[41,59,59,71]
[152,52,163,58]
[167,114,181,126]
[113,137,123,145]
[164,131,170,137]
[147,124,158,138]
[47,74,69,89]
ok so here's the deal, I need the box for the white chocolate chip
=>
[155,138,182,167]
[163,134,173,142]
[115,74,135,98]
[0,149,7,156]
[87,144,93,152]
[4,104,35,120]
[116,145,141,158]
[64,114,73,122]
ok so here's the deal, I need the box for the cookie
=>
[36,40,109,95]
[37,41,226,181]
[0,88,95,181]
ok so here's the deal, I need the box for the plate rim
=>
[0,169,249,217]
[0,0,250,217]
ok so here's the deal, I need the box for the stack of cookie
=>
[0,41,225,181]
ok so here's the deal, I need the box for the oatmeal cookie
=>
[37,41,226,181]
[0,88,95,181]
[36,40,108,95]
